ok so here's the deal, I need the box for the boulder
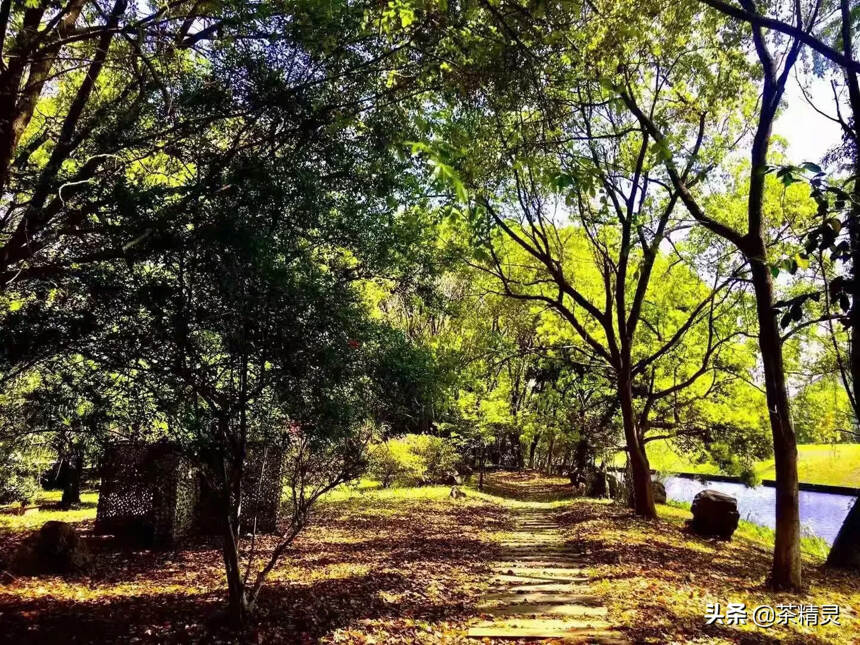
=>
[449,486,465,499]
[584,470,609,498]
[689,489,739,539]
[652,480,667,504]
[439,472,463,486]
[13,520,92,575]
[607,473,624,501]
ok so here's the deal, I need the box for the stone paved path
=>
[467,508,627,643]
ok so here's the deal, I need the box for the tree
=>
[0,0,443,623]
[0,0,215,289]
[621,0,808,589]
[93,184,403,623]
[396,2,750,516]
[0,0,427,373]
[695,0,860,577]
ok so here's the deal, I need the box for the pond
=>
[663,475,858,545]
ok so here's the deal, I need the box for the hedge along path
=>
[467,506,628,643]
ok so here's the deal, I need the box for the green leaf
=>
[781,173,799,187]
[555,173,574,190]
[801,162,823,174]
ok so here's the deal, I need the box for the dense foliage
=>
[2,0,860,623]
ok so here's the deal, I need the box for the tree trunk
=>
[840,0,860,424]
[478,445,485,491]
[60,453,83,509]
[222,520,250,626]
[827,496,860,569]
[528,435,539,469]
[511,431,524,469]
[218,435,252,626]
[221,479,252,627]
[544,434,555,473]
[750,260,802,590]
[618,371,656,518]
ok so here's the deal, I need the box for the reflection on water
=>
[663,476,857,545]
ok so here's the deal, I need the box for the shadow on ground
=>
[479,470,576,502]
[556,500,854,645]
[0,493,509,643]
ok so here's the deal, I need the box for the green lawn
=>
[616,441,860,488]
[0,490,99,532]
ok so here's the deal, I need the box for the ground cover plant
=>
[3,478,857,643]
[558,500,860,644]
[0,486,509,643]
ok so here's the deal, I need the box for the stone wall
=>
[95,442,284,545]
[241,445,284,533]
[95,443,199,545]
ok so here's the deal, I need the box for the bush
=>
[405,434,461,484]
[0,452,41,505]
[367,434,462,487]
[367,439,423,487]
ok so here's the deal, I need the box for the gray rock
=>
[689,489,739,539]
[584,470,609,498]
[652,480,667,504]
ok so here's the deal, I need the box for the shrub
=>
[367,439,423,487]
[367,434,462,487]
[405,434,461,484]
[0,452,41,505]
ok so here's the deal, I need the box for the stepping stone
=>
[467,507,625,643]
[468,626,628,643]
[500,550,582,556]
[493,560,587,570]
[500,553,593,567]
[467,618,620,640]
[502,582,586,593]
[504,545,579,548]
[499,553,588,560]
[495,567,588,578]
[482,592,603,605]
[480,602,608,618]
[492,573,591,585]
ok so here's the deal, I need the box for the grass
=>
[617,441,860,488]
[664,500,831,560]
[0,490,99,533]
[554,497,860,644]
[0,484,509,643]
[2,479,857,643]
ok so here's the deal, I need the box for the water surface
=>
[663,476,857,545]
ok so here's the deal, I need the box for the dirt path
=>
[467,507,628,643]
